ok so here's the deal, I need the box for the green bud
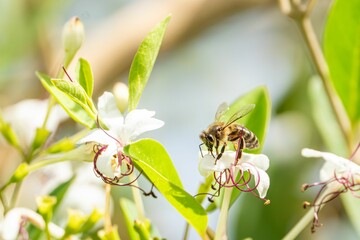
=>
[98,225,121,240]
[62,17,85,67]
[134,219,151,240]
[79,208,103,232]
[0,111,20,149]
[113,82,129,113]
[36,195,57,223]
[65,209,87,234]
[9,163,29,183]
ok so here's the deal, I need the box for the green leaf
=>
[324,0,360,124]
[224,86,271,153]
[124,139,207,237]
[76,58,94,97]
[119,198,140,240]
[128,15,171,111]
[49,176,76,212]
[125,138,182,187]
[51,78,95,115]
[37,72,96,128]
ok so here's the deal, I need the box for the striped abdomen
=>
[227,124,259,150]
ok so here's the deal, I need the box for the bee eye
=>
[206,135,214,143]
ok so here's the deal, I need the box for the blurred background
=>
[0,0,356,239]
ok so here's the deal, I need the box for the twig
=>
[279,0,352,150]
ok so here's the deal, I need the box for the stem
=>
[129,172,146,221]
[45,221,51,240]
[282,209,314,240]
[183,223,190,240]
[0,191,9,215]
[10,181,23,209]
[296,17,351,148]
[28,155,69,172]
[41,97,56,130]
[104,184,112,232]
[280,0,352,149]
[214,188,232,240]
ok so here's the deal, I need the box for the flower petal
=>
[78,129,117,146]
[3,99,67,147]
[198,153,233,176]
[198,154,216,176]
[2,208,64,239]
[240,163,270,198]
[302,148,360,179]
[96,144,119,178]
[98,92,124,131]
[241,153,269,171]
[120,109,164,143]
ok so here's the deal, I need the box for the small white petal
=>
[198,154,216,176]
[78,129,117,146]
[241,153,269,171]
[240,163,270,198]
[121,109,164,143]
[302,148,360,178]
[96,144,119,178]
[98,92,124,131]
[3,99,67,147]
[2,208,64,239]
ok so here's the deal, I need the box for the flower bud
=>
[9,163,29,183]
[62,17,85,67]
[36,196,57,223]
[112,82,129,113]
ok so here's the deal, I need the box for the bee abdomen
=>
[240,127,259,149]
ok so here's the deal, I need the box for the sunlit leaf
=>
[224,86,271,153]
[124,139,207,237]
[37,72,96,128]
[324,0,360,124]
[128,15,171,111]
[51,78,94,114]
[125,138,182,187]
[76,58,94,97]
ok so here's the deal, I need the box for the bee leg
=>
[216,143,226,161]
[235,137,245,162]
[199,143,205,157]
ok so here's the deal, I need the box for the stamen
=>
[301,184,309,192]
[62,66,73,82]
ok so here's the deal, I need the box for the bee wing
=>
[223,104,255,128]
[215,102,230,121]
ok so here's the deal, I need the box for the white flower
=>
[0,208,64,239]
[2,99,67,147]
[198,150,270,199]
[302,148,360,184]
[301,148,360,233]
[78,92,164,178]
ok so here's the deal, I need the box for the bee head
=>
[199,131,215,150]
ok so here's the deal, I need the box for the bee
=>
[199,102,259,161]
